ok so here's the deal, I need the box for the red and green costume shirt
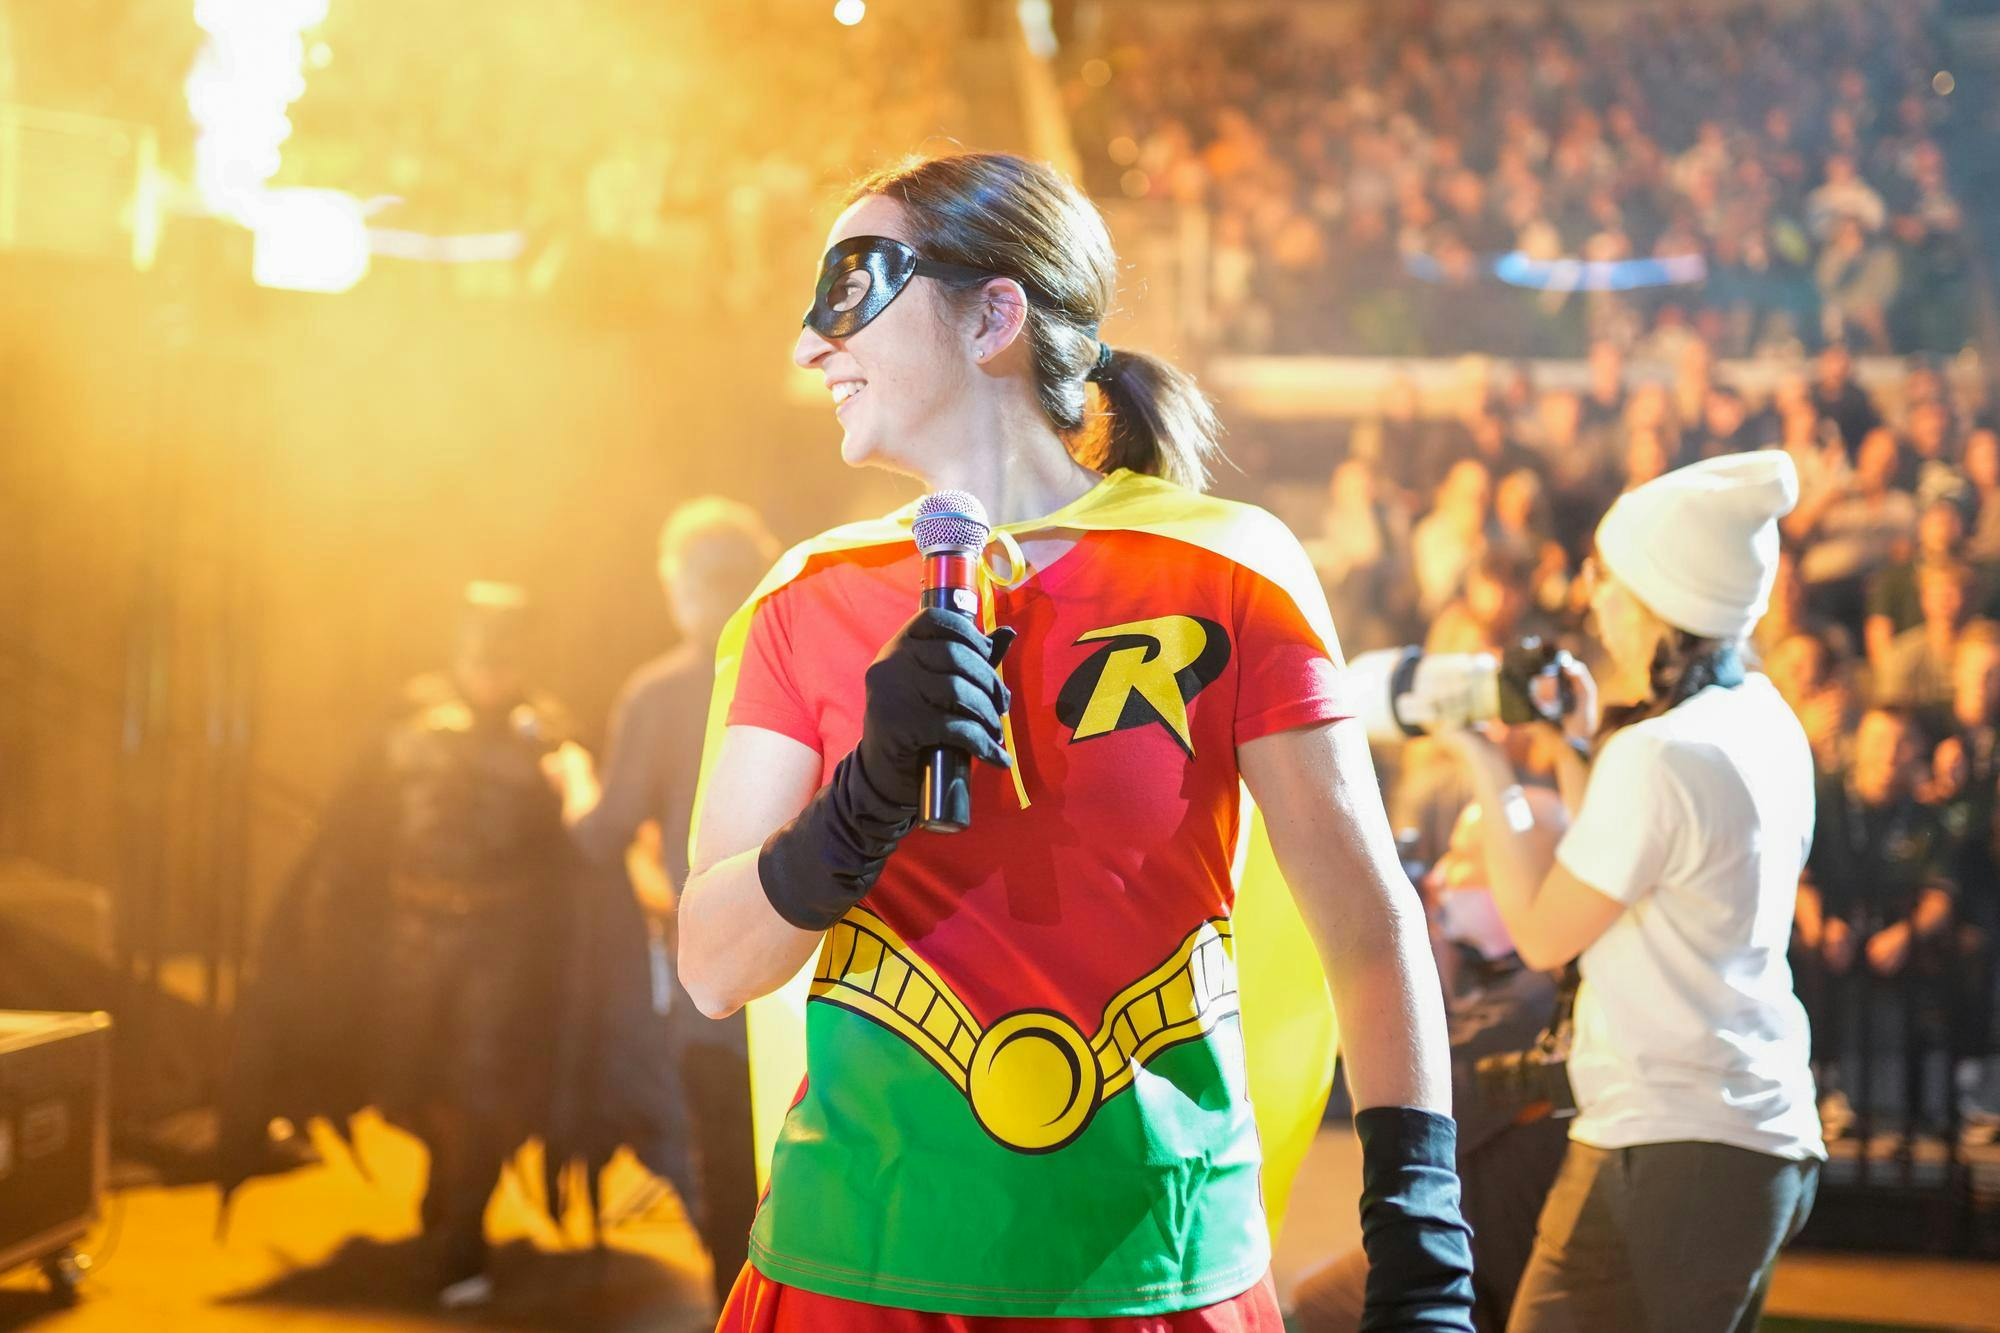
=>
[718,475,1347,1318]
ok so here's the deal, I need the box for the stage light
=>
[1017,0,1057,57]
[250,188,369,293]
[834,0,866,26]
[186,0,328,225]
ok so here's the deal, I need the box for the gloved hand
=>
[854,609,1016,807]
[759,609,1016,931]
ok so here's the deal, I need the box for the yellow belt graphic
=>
[809,908,1240,1153]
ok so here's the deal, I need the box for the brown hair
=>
[848,152,1223,491]
[1598,625,1745,741]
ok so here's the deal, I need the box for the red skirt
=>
[714,1264,1285,1332]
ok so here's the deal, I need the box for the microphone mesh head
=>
[912,490,991,556]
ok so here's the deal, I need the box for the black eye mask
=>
[802,235,1005,339]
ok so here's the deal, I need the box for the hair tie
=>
[1085,341,1115,384]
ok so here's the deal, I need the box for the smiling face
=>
[793,195,979,479]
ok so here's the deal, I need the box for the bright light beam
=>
[185,0,327,227]
[182,0,536,292]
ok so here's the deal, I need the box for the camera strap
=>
[1540,963,1581,1056]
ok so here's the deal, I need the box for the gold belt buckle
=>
[812,910,1240,1154]
[969,1008,1101,1152]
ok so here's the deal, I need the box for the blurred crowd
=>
[1068,0,1971,358]
[1284,337,2000,1133]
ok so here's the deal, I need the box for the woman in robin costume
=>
[681,152,1473,1332]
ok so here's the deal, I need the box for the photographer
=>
[1440,453,1825,1332]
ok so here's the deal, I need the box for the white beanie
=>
[1594,451,1800,640]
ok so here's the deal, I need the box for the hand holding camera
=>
[1532,649,1598,748]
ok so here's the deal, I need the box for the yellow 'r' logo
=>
[1055,615,1230,757]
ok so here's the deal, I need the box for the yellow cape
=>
[690,469,1340,1235]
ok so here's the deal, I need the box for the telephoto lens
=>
[1345,647,1509,744]
[1345,640,1575,745]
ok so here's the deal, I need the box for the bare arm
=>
[548,673,675,864]
[1549,657,1598,816]
[1549,738,1591,816]
[1239,718,1451,1114]
[677,725,827,1018]
[1442,730,1626,971]
[625,822,676,918]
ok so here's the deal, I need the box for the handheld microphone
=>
[912,490,993,834]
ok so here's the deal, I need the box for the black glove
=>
[1355,1106,1477,1332]
[758,609,1015,930]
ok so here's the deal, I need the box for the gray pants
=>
[1508,1140,1819,1333]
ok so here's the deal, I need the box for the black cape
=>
[215,679,692,1230]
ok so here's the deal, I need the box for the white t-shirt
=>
[1556,674,1826,1161]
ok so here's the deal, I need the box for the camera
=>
[1470,968,1579,1122]
[1471,1028,1577,1122]
[1346,638,1578,745]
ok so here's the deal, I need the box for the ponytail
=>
[1086,346,1224,493]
